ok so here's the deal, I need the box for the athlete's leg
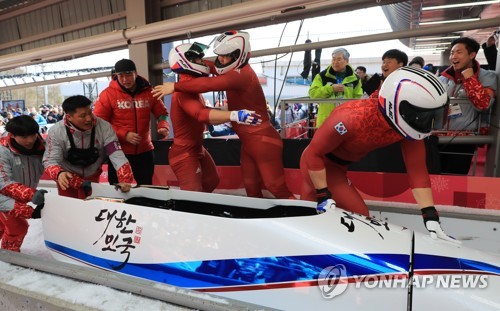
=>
[169,147,203,192]
[299,149,316,201]
[241,131,293,199]
[199,148,220,193]
[325,161,369,216]
[240,146,263,197]
[300,149,368,216]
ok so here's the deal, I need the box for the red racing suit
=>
[173,62,293,199]
[169,74,219,192]
[300,98,431,216]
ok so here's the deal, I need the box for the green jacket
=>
[309,64,363,126]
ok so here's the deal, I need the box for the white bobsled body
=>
[42,184,500,310]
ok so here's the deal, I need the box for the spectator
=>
[29,111,47,126]
[0,116,46,252]
[152,30,294,199]
[39,106,49,120]
[167,42,261,192]
[5,112,14,122]
[43,95,134,199]
[436,37,497,175]
[55,107,64,121]
[293,103,308,120]
[423,63,437,75]
[366,49,408,97]
[300,67,458,244]
[409,56,425,68]
[46,110,58,124]
[482,31,498,71]
[13,108,24,117]
[0,116,5,135]
[266,103,280,129]
[355,65,370,90]
[275,103,295,126]
[309,48,363,127]
[94,59,170,186]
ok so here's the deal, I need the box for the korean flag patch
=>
[334,121,348,135]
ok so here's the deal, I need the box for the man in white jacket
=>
[43,95,134,199]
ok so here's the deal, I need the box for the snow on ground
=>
[0,219,191,311]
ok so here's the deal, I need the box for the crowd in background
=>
[0,104,64,126]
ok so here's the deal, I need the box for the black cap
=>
[114,59,136,73]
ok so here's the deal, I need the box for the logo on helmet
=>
[388,101,394,120]
[378,67,448,140]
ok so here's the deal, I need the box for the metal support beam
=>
[0,0,66,20]
[0,12,126,51]
[0,72,111,91]
[153,17,500,69]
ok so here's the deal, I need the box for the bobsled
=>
[42,183,500,310]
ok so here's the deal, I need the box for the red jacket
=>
[94,76,169,155]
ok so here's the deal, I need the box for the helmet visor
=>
[184,42,209,62]
[399,100,448,134]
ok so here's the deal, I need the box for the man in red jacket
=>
[94,59,170,185]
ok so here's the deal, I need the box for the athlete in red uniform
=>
[168,43,261,192]
[302,67,458,243]
[153,31,293,199]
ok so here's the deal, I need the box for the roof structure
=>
[0,0,498,87]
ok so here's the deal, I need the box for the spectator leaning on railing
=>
[482,31,498,71]
[436,37,497,175]
[308,48,363,127]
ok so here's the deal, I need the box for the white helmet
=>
[378,66,448,140]
[213,30,251,75]
[168,42,210,77]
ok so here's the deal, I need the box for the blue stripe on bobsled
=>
[46,240,409,288]
[414,254,500,275]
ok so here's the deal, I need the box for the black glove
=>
[315,188,336,214]
[421,206,439,223]
[421,206,460,244]
[81,181,92,197]
[31,189,48,205]
[316,187,332,204]
[31,203,44,219]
